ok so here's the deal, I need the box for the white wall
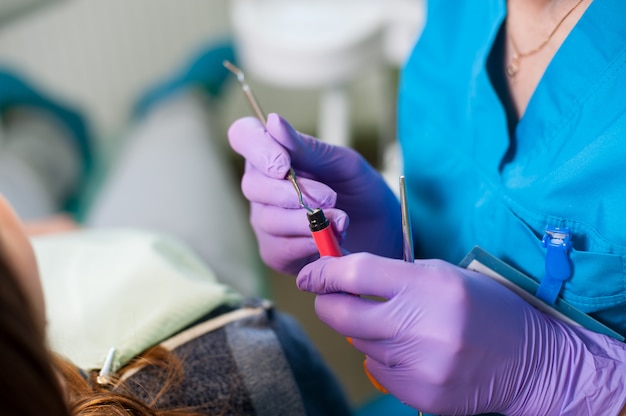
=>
[0,0,423,153]
[0,1,234,140]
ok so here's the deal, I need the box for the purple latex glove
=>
[228,113,402,275]
[297,254,626,415]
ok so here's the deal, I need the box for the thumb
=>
[266,113,363,182]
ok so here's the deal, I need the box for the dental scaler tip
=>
[287,169,314,213]
[223,60,266,124]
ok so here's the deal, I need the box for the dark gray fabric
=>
[226,310,306,416]
[270,311,355,416]
[123,323,256,414]
[121,303,353,416]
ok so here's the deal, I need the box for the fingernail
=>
[267,113,301,150]
[268,113,290,133]
[267,112,281,126]
[295,272,309,292]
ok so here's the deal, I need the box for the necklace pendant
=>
[506,55,520,78]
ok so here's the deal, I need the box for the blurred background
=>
[0,0,424,411]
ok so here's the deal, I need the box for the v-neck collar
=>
[517,0,626,144]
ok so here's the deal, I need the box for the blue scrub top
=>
[398,0,626,335]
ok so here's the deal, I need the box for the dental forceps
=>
[224,60,342,257]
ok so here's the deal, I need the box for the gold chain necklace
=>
[506,0,584,77]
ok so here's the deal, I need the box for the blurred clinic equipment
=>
[229,0,425,153]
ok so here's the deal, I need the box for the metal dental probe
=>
[400,175,423,416]
[400,175,414,263]
[223,60,342,257]
[223,60,266,125]
[356,176,418,397]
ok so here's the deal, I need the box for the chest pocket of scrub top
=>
[498,70,626,337]
[502,200,626,336]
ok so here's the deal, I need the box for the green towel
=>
[32,228,242,371]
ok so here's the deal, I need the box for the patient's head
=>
[0,196,202,415]
[0,197,68,414]
[0,195,46,330]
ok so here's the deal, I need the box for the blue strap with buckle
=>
[535,226,572,305]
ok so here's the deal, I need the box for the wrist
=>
[510,315,626,415]
[566,325,626,415]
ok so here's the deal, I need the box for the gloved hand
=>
[297,254,626,415]
[228,113,402,275]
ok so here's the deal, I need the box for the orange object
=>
[363,360,389,394]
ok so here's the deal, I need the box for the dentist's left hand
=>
[297,253,626,416]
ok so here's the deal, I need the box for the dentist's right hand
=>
[228,113,402,275]
[297,254,626,416]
